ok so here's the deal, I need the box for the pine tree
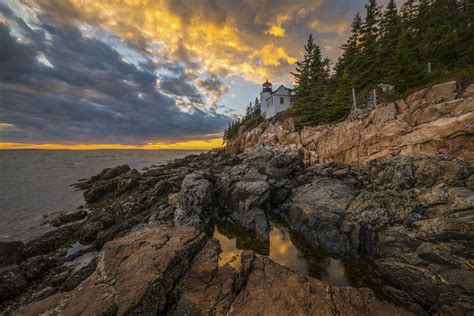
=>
[377,0,401,84]
[390,27,428,93]
[429,0,461,68]
[308,45,329,110]
[334,13,362,83]
[292,34,331,126]
[458,0,474,66]
[322,71,352,122]
[253,97,261,117]
[292,34,316,111]
[357,0,382,90]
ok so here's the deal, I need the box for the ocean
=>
[0,149,204,242]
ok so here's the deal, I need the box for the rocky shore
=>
[1,143,473,315]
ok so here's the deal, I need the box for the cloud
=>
[196,75,228,106]
[0,10,230,145]
[0,0,382,146]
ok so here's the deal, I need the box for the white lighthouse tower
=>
[260,79,272,118]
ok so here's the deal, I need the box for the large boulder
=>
[174,172,215,229]
[17,226,207,315]
[288,177,357,256]
[78,165,136,203]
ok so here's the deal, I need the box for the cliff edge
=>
[228,81,474,165]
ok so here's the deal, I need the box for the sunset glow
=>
[0,0,377,149]
[0,138,223,150]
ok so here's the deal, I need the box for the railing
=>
[351,84,394,113]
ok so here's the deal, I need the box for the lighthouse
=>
[260,79,272,118]
[259,79,294,119]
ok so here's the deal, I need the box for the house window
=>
[280,97,284,104]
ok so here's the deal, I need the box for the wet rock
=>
[83,180,119,203]
[20,255,59,281]
[228,252,410,316]
[91,164,131,182]
[23,224,80,258]
[171,239,238,315]
[174,172,215,229]
[50,210,88,227]
[79,166,136,203]
[284,155,474,312]
[0,265,28,302]
[61,258,97,292]
[18,226,207,315]
[75,220,104,244]
[229,206,269,242]
[115,176,139,196]
[0,241,25,266]
[288,177,357,256]
[4,142,473,314]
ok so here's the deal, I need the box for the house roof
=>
[263,84,292,101]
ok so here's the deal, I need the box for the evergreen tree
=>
[357,0,382,89]
[322,71,352,122]
[292,34,331,126]
[390,28,428,93]
[458,0,474,66]
[428,0,461,68]
[292,34,316,110]
[245,102,253,119]
[401,0,418,25]
[334,13,362,83]
[253,97,261,117]
[377,0,401,83]
[308,44,330,111]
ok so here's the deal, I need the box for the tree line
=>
[223,98,262,143]
[224,0,473,141]
[292,0,474,127]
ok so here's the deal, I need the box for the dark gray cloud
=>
[0,5,230,144]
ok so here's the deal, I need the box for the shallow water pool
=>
[213,223,353,287]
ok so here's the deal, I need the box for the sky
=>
[0,0,388,150]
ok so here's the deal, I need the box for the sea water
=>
[0,149,203,241]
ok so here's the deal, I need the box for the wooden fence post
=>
[352,88,357,112]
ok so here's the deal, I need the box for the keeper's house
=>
[260,79,295,119]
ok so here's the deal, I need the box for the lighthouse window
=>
[280,97,284,104]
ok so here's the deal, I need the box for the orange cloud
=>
[309,19,349,35]
[259,43,298,66]
[62,0,298,84]
[265,15,290,38]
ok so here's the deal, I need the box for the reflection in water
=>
[64,251,98,271]
[322,258,351,287]
[66,242,92,257]
[213,224,352,287]
[214,228,242,269]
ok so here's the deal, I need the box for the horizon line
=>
[0,139,224,151]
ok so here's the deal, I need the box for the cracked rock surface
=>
[17,226,409,316]
[1,145,473,315]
